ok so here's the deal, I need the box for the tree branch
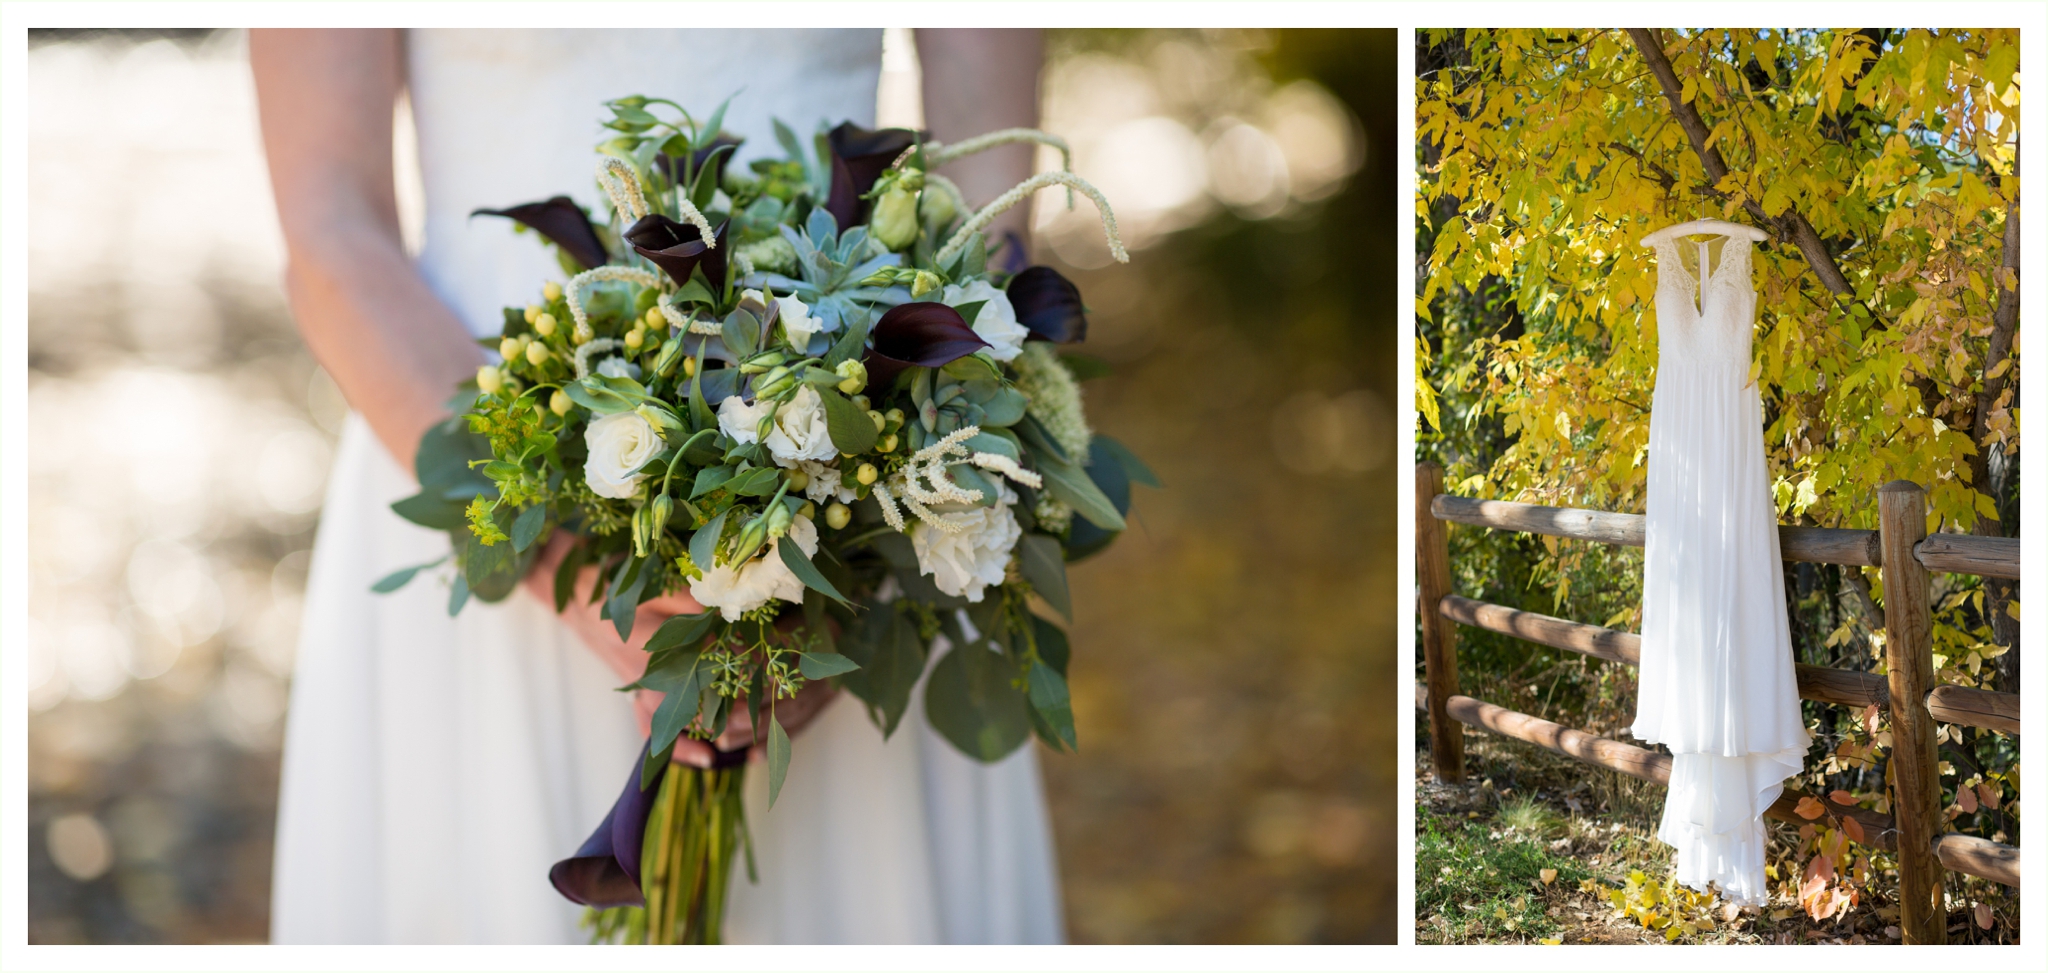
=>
[1969,192,2021,530]
[1624,28,1855,296]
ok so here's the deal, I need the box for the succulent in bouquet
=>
[375,95,1153,943]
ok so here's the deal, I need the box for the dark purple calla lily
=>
[824,122,921,230]
[863,302,990,390]
[472,197,608,271]
[656,134,745,189]
[1006,266,1089,344]
[624,215,730,294]
[548,742,659,909]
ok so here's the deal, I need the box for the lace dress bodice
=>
[1652,235,1757,367]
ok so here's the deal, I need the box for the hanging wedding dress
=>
[1630,220,1810,907]
[270,29,1062,944]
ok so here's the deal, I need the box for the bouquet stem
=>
[581,760,749,944]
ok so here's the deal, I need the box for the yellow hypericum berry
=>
[855,463,878,485]
[524,304,542,325]
[867,409,886,432]
[542,281,563,302]
[824,502,851,530]
[786,468,810,492]
[534,312,558,337]
[797,501,816,521]
[549,390,572,415]
[885,407,905,425]
[500,335,525,360]
[476,365,503,394]
[851,394,871,412]
[645,306,664,327]
[878,433,898,453]
[682,357,697,378]
[526,342,551,366]
[624,328,645,350]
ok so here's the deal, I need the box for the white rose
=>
[776,294,834,352]
[717,394,774,445]
[941,279,1028,363]
[595,357,642,381]
[910,485,1022,602]
[689,515,819,621]
[798,460,858,503]
[763,386,839,467]
[582,410,662,500]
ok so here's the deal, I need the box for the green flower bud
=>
[870,187,920,251]
[919,186,957,228]
[652,335,686,377]
[740,351,787,376]
[755,365,796,399]
[736,236,799,276]
[824,501,852,530]
[730,518,769,565]
[910,270,942,298]
[835,359,869,395]
[765,502,793,539]
[649,493,674,537]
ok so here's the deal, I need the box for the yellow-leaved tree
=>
[1417,28,2018,927]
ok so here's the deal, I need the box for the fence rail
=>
[1415,465,2021,946]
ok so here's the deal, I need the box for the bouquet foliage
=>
[377,94,1150,942]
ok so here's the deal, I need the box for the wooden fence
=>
[1415,462,2021,945]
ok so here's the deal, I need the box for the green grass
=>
[1416,805,1591,943]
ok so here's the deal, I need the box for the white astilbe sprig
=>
[885,425,1046,535]
[597,156,718,254]
[925,129,1076,208]
[658,301,722,336]
[968,452,1042,490]
[565,266,662,343]
[596,157,649,223]
[936,171,1127,266]
[572,338,624,380]
[871,478,907,532]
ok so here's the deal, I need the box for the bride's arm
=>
[917,29,1044,245]
[250,29,483,470]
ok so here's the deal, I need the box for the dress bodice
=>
[1652,235,1757,367]
[405,29,885,336]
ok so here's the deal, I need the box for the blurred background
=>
[23,27,1396,944]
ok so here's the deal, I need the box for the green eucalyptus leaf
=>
[644,612,719,656]
[640,738,677,793]
[777,539,851,605]
[1038,454,1126,531]
[822,313,872,369]
[952,299,987,325]
[923,641,1031,763]
[1031,614,1070,677]
[510,504,548,553]
[835,603,928,738]
[447,571,471,616]
[796,650,861,679]
[390,491,469,531]
[691,465,736,499]
[564,380,635,415]
[552,541,586,612]
[1017,533,1071,621]
[766,713,791,808]
[816,387,880,455]
[729,466,784,497]
[1026,661,1077,752]
[1056,352,1114,381]
[690,508,730,573]
[1092,434,1161,488]
[672,279,717,307]
[370,556,445,594]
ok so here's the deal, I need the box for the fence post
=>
[1878,480,1945,944]
[1417,462,1464,783]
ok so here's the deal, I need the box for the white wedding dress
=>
[1630,224,1810,906]
[270,29,1062,944]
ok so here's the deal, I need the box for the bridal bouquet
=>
[375,95,1151,943]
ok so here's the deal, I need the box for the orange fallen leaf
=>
[1829,789,1857,805]
[1841,815,1866,844]
[1975,903,1993,930]
[1976,782,2000,810]
[1540,868,1558,885]
[1957,786,1979,813]
[1794,796,1827,820]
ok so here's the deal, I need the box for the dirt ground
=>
[1414,728,2022,945]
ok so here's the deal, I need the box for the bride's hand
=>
[520,534,839,768]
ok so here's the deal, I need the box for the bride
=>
[250,28,1062,944]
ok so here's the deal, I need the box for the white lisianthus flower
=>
[799,460,858,503]
[717,394,774,444]
[689,515,819,621]
[582,410,662,499]
[763,386,839,467]
[595,357,642,381]
[911,485,1022,602]
[775,294,832,352]
[941,279,1028,362]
